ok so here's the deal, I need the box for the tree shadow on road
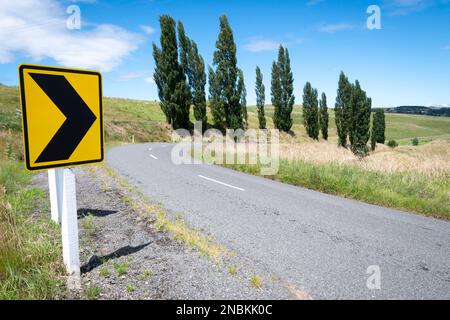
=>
[80,242,152,274]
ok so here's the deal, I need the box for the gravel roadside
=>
[31,165,293,300]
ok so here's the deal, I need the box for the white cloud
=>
[140,25,155,35]
[117,72,154,84]
[383,0,449,15]
[118,72,143,81]
[144,77,155,84]
[243,37,280,52]
[0,0,142,71]
[318,23,354,33]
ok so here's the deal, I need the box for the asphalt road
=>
[107,143,450,299]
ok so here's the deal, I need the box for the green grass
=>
[99,265,110,277]
[80,213,95,237]
[103,97,171,143]
[85,285,101,299]
[0,85,21,132]
[225,159,450,220]
[0,154,65,299]
[126,283,134,293]
[113,260,128,276]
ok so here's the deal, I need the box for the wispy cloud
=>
[140,25,155,35]
[443,45,450,50]
[118,72,143,81]
[318,23,354,33]
[243,37,280,52]
[0,0,142,71]
[144,77,155,84]
[383,0,449,15]
[117,72,154,84]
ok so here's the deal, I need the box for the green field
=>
[246,105,450,144]
[2,84,450,146]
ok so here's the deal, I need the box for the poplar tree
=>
[211,15,245,130]
[208,66,225,130]
[238,69,248,128]
[370,108,386,150]
[178,21,207,125]
[350,81,371,155]
[373,108,386,144]
[271,46,294,132]
[335,72,352,147]
[255,66,266,129]
[152,15,190,129]
[271,61,282,130]
[319,92,329,140]
[302,82,319,140]
[370,117,377,151]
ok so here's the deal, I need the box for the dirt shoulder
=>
[32,164,293,300]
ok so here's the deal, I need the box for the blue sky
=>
[1,0,449,107]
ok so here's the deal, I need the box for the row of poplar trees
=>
[153,15,247,131]
[153,15,385,155]
[254,46,329,142]
[335,72,385,155]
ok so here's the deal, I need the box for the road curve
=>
[107,143,450,299]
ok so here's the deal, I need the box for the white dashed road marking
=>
[198,175,245,191]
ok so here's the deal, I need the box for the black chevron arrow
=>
[30,73,97,163]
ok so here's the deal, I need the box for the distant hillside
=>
[386,106,450,117]
[0,84,171,143]
[1,84,450,144]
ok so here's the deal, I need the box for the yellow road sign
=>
[19,64,104,171]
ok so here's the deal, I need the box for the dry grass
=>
[199,135,450,177]
[279,140,450,176]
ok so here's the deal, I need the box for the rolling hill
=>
[1,84,450,146]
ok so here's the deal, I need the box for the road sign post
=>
[19,64,103,277]
[61,168,80,276]
[48,168,63,223]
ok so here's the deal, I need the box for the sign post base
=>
[49,168,80,276]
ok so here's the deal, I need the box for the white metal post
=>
[60,168,80,276]
[48,168,64,223]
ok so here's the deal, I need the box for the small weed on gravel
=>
[85,285,101,299]
[250,275,262,289]
[81,213,95,236]
[99,266,110,277]
[228,265,238,276]
[126,283,134,293]
[142,269,152,278]
[113,260,128,276]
